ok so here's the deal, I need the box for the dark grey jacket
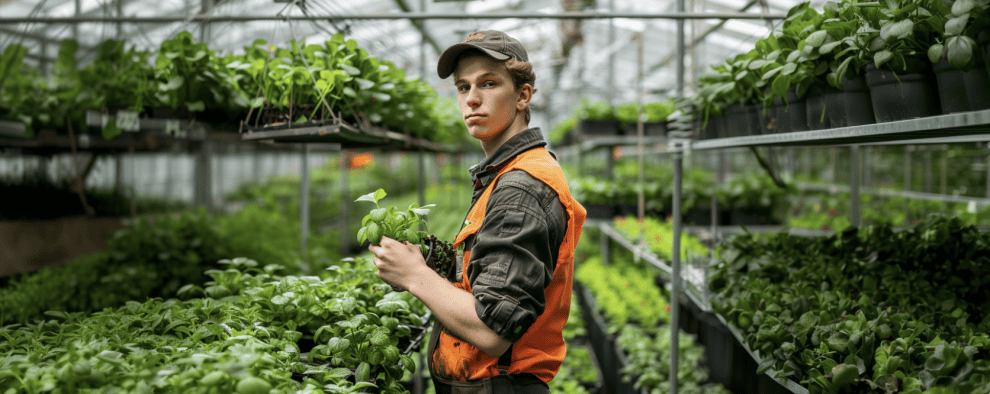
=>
[457,127,569,343]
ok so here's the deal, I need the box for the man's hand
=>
[369,236,428,291]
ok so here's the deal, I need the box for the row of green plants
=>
[690,0,990,129]
[550,98,677,143]
[708,215,990,393]
[0,32,470,144]
[789,191,990,231]
[0,205,336,325]
[0,256,429,394]
[571,169,792,222]
[611,216,711,262]
[574,235,731,394]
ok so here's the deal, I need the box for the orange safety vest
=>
[430,147,587,383]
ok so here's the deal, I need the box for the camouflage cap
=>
[437,30,529,79]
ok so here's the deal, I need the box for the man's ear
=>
[516,83,533,112]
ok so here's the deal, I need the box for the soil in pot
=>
[423,235,456,281]
[865,61,941,122]
[933,57,990,114]
[724,104,748,137]
[825,72,876,127]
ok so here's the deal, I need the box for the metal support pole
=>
[115,154,124,192]
[940,147,948,195]
[850,145,861,227]
[676,0,686,99]
[608,0,615,104]
[924,150,933,193]
[200,0,212,43]
[905,145,913,222]
[300,144,310,258]
[986,149,990,198]
[636,33,645,221]
[115,0,123,37]
[340,151,351,255]
[194,139,213,214]
[670,150,683,394]
[831,148,837,183]
[73,0,80,41]
[418,149,426,208]
[711,151,725,258]
[863,146,871,190]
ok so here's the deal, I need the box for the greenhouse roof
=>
[0,0,830,125]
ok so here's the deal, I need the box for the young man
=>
[369,30,586,394]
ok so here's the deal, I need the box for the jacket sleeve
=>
[466,171,561,343]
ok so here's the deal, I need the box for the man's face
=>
[453,55,520,141]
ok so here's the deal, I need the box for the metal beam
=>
[391,0,442,55]
[0,12,789,24]
[646,0,759,76]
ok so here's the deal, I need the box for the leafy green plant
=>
[708,216,990,393]
[355,189,432,251]
[928,0,990,68]
[612,216,710,261]
[574,235,730,394]
[155,31,241,116]
[1,256,428,393]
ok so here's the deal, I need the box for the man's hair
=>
[454,49,538,124]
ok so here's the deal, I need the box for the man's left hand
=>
[370,236,427,291]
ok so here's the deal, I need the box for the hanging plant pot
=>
[824,72,876,127]
[805,87,831,130]
[865,62,941,122]
[724,104,748,137]
[933,57,990,114]
[579,119,622,137]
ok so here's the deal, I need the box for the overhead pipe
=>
[0,12,788,24]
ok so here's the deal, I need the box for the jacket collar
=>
[469,127,550,190]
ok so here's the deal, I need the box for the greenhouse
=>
[1,0,990,393]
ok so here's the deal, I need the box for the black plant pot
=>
[617,203,638,217]
[978,30,990,77]
[576,284,617,394]
[824,72,876,127]
[150,106,192,120]
[770,89,809,134]
[580,119,622,137]
[729,207,773,226]
[585,204,615,220]
[623,122,667,136]
[684,207,714,226]
[805,87,831,130]
[715,112,730,139]
[724,104,748,137]
[865,62,941,122]
[932,57,990,114]
[745,104,766,136]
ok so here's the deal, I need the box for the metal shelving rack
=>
[240,118,469,258]
[667,110,990,393]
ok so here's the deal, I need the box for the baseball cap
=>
[437,30,529,79]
